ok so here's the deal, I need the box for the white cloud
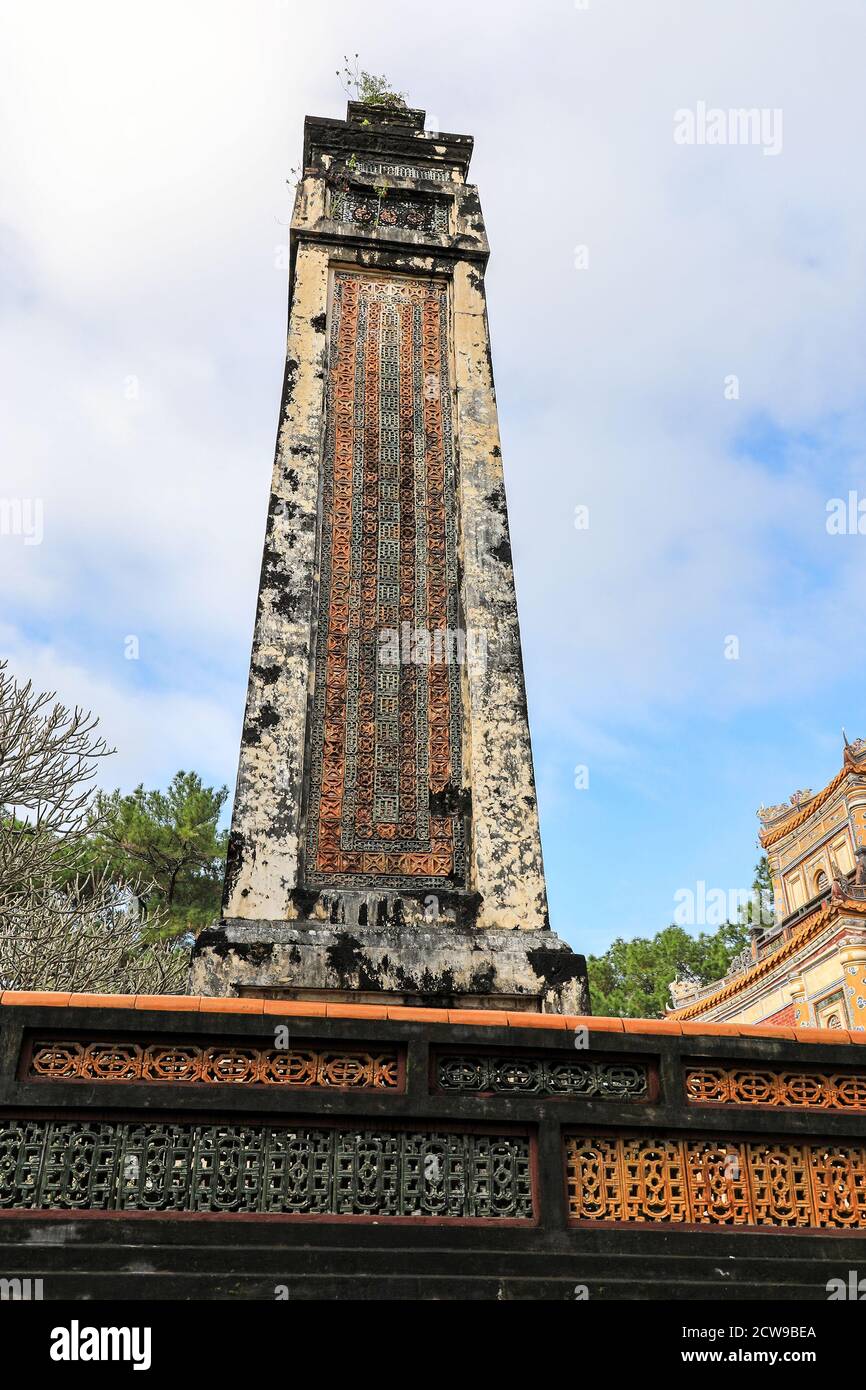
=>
[0,622,240,794]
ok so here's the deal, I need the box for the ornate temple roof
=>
[668,887,866,1020]
[757,737,866,848]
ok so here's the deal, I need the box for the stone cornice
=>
[303,108,474,177]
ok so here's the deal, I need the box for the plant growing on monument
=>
[337,54,409,111]
[0,660,186,993]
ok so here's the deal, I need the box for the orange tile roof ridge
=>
[0,989,862,1042]
[759,757,866,847]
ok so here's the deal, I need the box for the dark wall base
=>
[0,1217,859,1300]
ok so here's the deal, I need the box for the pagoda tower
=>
[191,101,587,1012]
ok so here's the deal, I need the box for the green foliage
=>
[337,54,408,111]
[82,772,228,938]
[587,921,750,1019]
[587,857,772,1018]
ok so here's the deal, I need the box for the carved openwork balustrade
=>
[1,993,865,1297]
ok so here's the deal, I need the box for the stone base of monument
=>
[2,990,865,1301]
[190,919,589,1013]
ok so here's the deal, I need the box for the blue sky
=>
[2,0,865,957]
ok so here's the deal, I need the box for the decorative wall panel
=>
[685,1063,866,1111]
[305,271,465,890]
[0,1120,532,1219]
[565,1134,866,1229]
[27,1040,399,1090]
[331,188,449,234]
[435,1053,648,1100]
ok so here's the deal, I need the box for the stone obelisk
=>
[191,101,587,1012]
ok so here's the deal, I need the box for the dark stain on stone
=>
[283,358,299,404]
[261,540,287,586]
[468,963,496,995]
[251,662,280,686]
[310,312,327,333]
[272,804,294,839]
[285,468,300,492]
[193,925,228,959]
[222,834,245,907]
[233,941,274,966]
[490,534,512,564]
[485,489,506,514]
[272,589,299,619]
[324,933,384,992]
[325,932,364,980]
[429,783,472,818]
[242,702,280,746]
[290,888,320,917]
[527,947,587,991]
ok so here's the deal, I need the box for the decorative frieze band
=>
[26,1040,400,1090]
[0,1119,533,1220]
[435,1053,648,1100]
[565,1134,866,1229]
[354,160,451,183]
[330,188,449,235]
[685,1063,866,1111]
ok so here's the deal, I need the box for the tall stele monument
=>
[192,101,588,1013]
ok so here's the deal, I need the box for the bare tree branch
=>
[0,660,188,993]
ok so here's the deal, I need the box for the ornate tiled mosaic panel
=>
[0,1120,532,1219]
[435,1053,648,1100]
[305,272,465,890]
[685,1063,866,1111]
[27,1040,399,1089]
[330,188,449,234]
[564,1134,866,1229]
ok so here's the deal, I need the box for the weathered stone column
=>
[191,101,587,1013]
